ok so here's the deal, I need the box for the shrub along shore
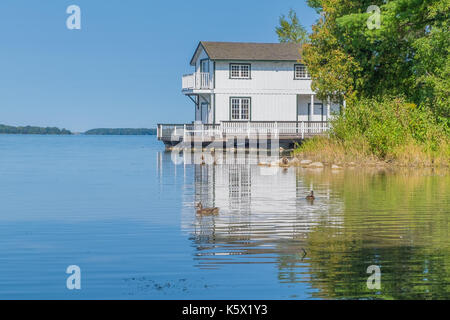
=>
[293,97,449,168]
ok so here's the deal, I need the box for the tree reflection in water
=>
[159,151,449,299]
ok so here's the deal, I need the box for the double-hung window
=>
[230,98,250,120]
[230,64,251,79]
[294,64,309,79]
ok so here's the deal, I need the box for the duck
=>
[306,190,315,200]
[280,157,290,167]
[195,202,219,215]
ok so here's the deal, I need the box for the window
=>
[230,64,251,79]
[313,103,324,116]
[294,64,309,79]
[228,165,251,210]
[230,98,250,120]
[200,59,209,73]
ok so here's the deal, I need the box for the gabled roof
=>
[190,41,302,65]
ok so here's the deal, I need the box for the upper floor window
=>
[294,64,309,79]
[200,59,209,73]
[230,64,251,79]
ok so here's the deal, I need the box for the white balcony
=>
[182,72,212,91]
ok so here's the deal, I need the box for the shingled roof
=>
[190,41,302,65]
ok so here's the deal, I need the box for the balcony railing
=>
[157,121,330,141]
[182,72,212,90]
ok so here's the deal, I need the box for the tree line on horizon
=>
[0,124,156,135]
[0,124,72,135]
[84,128,156,135]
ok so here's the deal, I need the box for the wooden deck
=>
[157,121,330,149]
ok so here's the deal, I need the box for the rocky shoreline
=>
[258,156,449,170]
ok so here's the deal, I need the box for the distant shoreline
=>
[0,124,156,136]
[84,128,156,135]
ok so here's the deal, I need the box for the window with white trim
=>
[230,98,250,120]
[294,64,309,79]
[230,64,251,79]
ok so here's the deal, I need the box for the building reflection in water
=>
[158,150,344,269]
[157,151,450,299]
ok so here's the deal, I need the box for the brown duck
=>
[195,202,219,215]
[306,190,315,200]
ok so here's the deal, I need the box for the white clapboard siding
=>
[214,61,313,92]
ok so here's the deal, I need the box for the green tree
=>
[276,9,309,44]
[301,0,449,123]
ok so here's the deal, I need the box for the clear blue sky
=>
[0,0,318,132]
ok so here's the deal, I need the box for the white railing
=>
[182,74,194,89]
[158,121,329,141]
[182,72,211,90]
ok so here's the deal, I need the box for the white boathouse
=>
[157,41,342,148]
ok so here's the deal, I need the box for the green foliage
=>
[412,24,450,123]
[331,97,448,159]
[84,128,156,135]
[290,1,450,164]
[306,0,323,13]
[301,0,450,126]
[276,9,309,44]
[0,124,72,135]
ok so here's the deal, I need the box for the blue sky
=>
[0,0,318,132]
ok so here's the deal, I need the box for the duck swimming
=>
[195,202,219,215]
[306,191,315,200]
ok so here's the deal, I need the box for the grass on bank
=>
[293,97,450,167]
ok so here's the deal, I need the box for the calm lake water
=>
[0,135,448,299]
